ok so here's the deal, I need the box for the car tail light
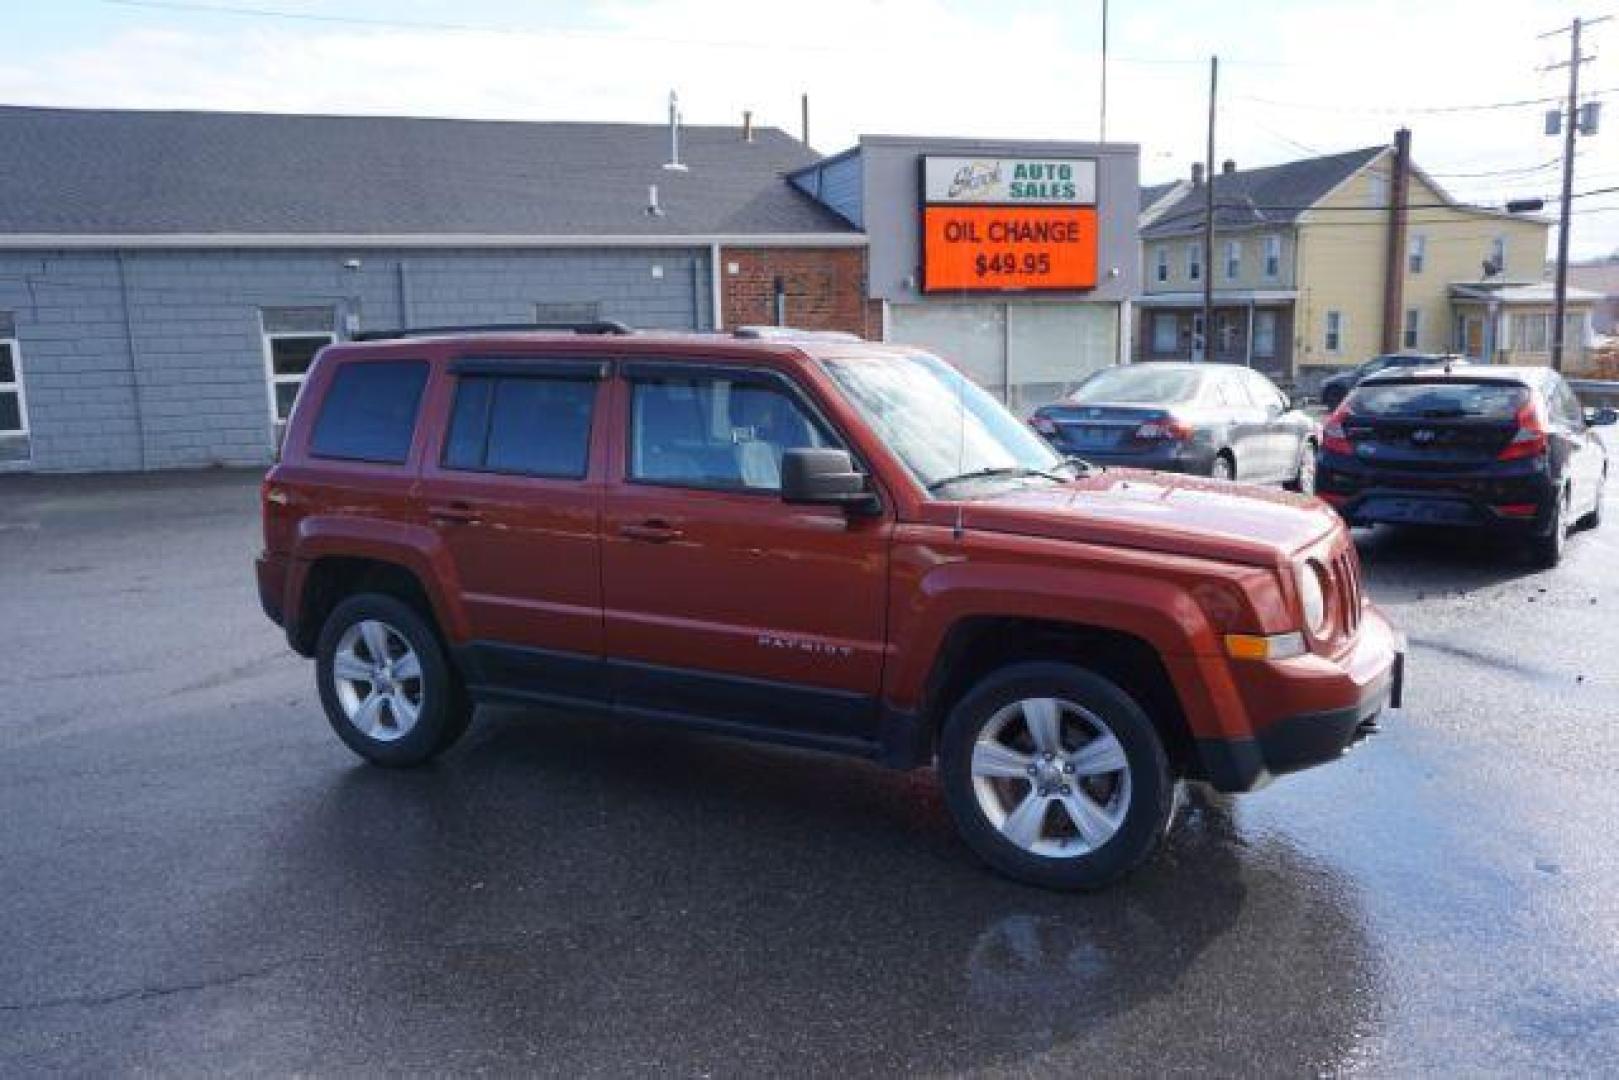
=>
[1498,401,1549,461]
[1493,502,1538,518]
[1321,404,1353,455]
[1029,413,1058,436]
[1134,415,1194,441]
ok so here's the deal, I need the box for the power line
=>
[1235,86,1619,116]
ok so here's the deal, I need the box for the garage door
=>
[888,302,1117,415]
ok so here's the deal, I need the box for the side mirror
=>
[781,448,880,513]
[1586,406,1619,427]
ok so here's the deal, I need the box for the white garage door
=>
[888,302,1118,415]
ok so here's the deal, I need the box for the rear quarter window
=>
[1349,381,1526,420]
[309,360,430,463]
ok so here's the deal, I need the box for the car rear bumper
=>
[1317,456,1557,533]
[1193,607,1405,793]
[1053,443,1217,475]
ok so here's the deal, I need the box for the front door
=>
[417,357,609,701]
[1464,316,1485,360]
[600,362,892,745]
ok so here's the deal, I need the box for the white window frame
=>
[1263,234,1281,278]
[1403,308,1421,350]
[1408,233,1426,274]
[1325,310,1344,354]
[1368,172,1390,208]
[261,329,336,426]
[1154,246,1169,283]
[1186,243,1202,282]
[1225,239,1241,280]
[0,336,28,438]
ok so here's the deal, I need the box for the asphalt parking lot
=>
[2,463,1616,1076]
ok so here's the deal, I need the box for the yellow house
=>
[1136,143,1590,390]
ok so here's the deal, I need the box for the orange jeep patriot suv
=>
[257,322,1404,890]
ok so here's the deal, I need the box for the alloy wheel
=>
[970,697,1132,858]
[331,619,424,742]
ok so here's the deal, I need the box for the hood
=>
[937,470,1340,567]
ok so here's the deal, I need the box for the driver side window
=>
[627,370,836,492]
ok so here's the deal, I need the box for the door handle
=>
[619,520,685,543]
[429,503,481,525]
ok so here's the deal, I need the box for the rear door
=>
[1547,375,1603,515]
[1217,369,1279,480]
[599,360,892,745]
[417,355,609,702]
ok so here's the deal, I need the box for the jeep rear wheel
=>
[939,662,1176,890]
[316,593,471,767]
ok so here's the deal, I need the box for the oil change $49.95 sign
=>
[920,156,1099,293]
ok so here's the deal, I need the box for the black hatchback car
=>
[1028,363,1320,488]
[1316,365,1614,566]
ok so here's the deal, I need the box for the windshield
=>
[821,352,1064,491]
[1349,381,1527,419]
[1066,366,1204,405]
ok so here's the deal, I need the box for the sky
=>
[2,0,1618,258]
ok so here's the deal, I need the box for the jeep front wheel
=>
[316,593,472,767]
[939,662,1176,890]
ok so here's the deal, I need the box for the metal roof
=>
[0,105,857,239]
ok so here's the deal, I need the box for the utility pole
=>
[1099,0,1109,142]
[1380,128,1413,354]
[1202,55,1217,362]
[1542,14,1608,371]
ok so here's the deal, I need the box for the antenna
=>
[664,90,688,172]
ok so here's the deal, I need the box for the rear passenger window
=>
[309,361,429,464]
[443,375,596,478]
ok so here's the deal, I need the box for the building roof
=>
[0,105,857,239]
[1449,281,1602,305]
[1141,146,1387,239]
[1139,180,1180,214]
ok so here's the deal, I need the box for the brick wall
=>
[0,246,712,471]
[719,247,874,338]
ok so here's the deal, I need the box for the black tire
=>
[1529,488,1569,569]
[938,662,1176,891]
[315,592,472,767]
[1210,451,1237,482]
[1286,439,1318,494]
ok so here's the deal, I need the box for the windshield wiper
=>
[927,462,1082,493]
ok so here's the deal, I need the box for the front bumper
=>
[1193,610,1405,792]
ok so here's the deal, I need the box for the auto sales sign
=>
[921,156,1099,292]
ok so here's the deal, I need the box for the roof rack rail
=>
[352,320,633,341]
[731,325,863,342]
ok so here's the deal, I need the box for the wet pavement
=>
[1,464,1615,1075]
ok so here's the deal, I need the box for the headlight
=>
[1296,559,1331,637]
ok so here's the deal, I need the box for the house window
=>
[1225,240,1241,280]
[1151,313,1179,352]
[1154,247,1169,283]
[1514,313,1551,353]
[1408,234,1426,274]
[1403,308,1421,349]
[1191,313,1206,358]
[1324,310,1344,353]
[0,332,28,445]
[1187,244,1202,282]
[1253,311,1278,358]
[261,306,338,426]
[534,300,603,324]
[1263,235,1281,278]
[1489,236,1507,273]
[1368,172,1390,208]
